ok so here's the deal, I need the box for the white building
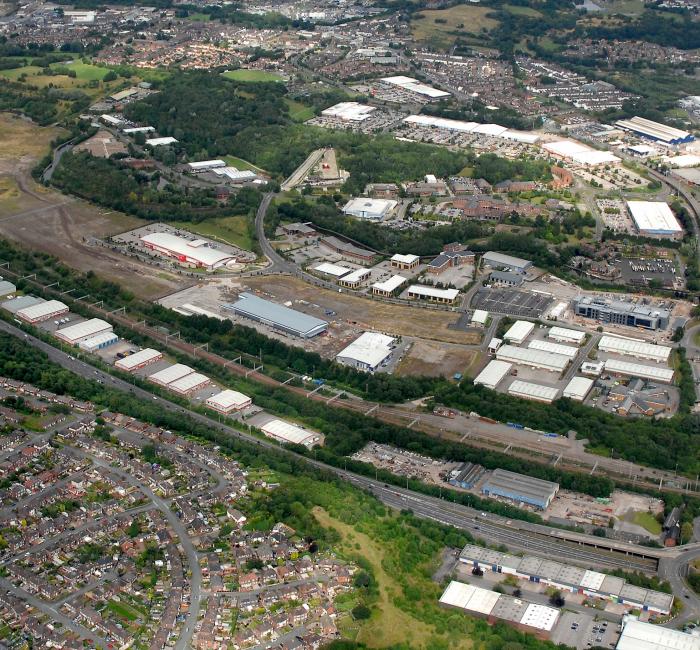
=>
[381,76,450,100]
[313,263,352,278]
[626,201,683,238]
[141,232,236,270]
[321,102,376,122]
[406,285,459,304]
[168,372,210,396]
[390,253,420,270]
[115,348,162,372]
[617,617,700,650]
[496,345,570,373]
[604,358,674,383]
[372,275,407,297]
[336,332,395,372]
[548,326,585,345]
[563,376,594,401]
[598,335,671,363]
[473,360,512,390]
[342,198,397,221]
[55,319,113,345]
[402,115,539,144]
[542,140,620,166]
[338,268,371,288]
[508,380,560,403]
[488,337,503,354]
[146,137,178,147]
[260,419,321,448]
[471,309,489,326]
[187,160,226,172]
[148,363,195,387]
[206,389,252,414]
[528,339,579,358]
[16,299,69,324]
[78,331,119,352]
[503,320,534,345]
[615,116,694,145]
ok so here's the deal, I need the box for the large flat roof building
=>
[342,198,397,221]
[573,296,670,330]
[141,232,236,270]
[16,299,68,324]
[147,363,195,387]
[1,295,43,314]
[482,468,559,509]
[548,326,585,345]
[528,339,579,358]
[335,332,395,372]
[402,115,539,144]
[381,75,450,100]
[260,419,321,448]
[205,389,252,414]
[503,320,534,345]
[372,274,407,297]
[168,372,210,396]
[474,360,512,390]
[615,116,694,145]
[406,285,459,304]
[563,376,594,401]
[224,292,328,339]
[55,319,113,345]
[481,251,532,274]
[115,348,163,372]
[604,358,674,383]
[322,102,376,122]
[598,335,672,363]
[508,380,560,404]
[627,201,683,238]
[496,345,570,373]
[616,617,700,650]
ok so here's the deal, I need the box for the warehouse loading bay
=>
[353,443,666,542]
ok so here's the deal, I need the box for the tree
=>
[103,70,117,82]
[352,604,371,620]
[548,590,565,607]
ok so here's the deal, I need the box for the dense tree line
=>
[0,79,61,125]
[51,151,261,221]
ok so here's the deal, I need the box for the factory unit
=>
[573,296,670,330]
[503,320,534,345]
[313,263,352,278]
[224,293,328,339]
[604,359,674,384]
[55,319,113,345]
[16,299,69,324]
[342,198,397,221]
[615,116,694,145]
[481,468,559,509]
[390,253,420,270]
[496,345,570,373]
[481,251,532,274]
[598,335,671,363]
[439,581,559,639]
[1,295,43,314]
[0,280,16,298]
[140,232,236,270]
[168,372,210,396]
[562,376,594,401]
[335,332,396,372]
[626,201,683,238]
[616,616,700,650]
[471,309,489,326]
[372,275,407,297]
[528,339,578,358]
[147,363,195,387]
[187,160,226,173]
[448,462,485,489]
[548,326,585,345]
[114,348,162,372]
[406,285,460,304]
[78,331,119,352]
[338,268,371,288]
[205,390,252,414]
[260,419,321,448]
[507,380,560,404]
[458,545,674,615]
[474,360,513,390]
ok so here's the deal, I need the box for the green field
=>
[285,98,315,123]
[106,599,140,622]
[186,12,210,20]
[54,61,111,81]
[223,155,267,174]
[222,69,283,83]
[504,4,542,17]
[632,511,662,535]
[170,215,255,252]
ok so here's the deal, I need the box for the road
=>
[0,320,687,572]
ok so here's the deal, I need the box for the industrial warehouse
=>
[55,319,113,345]
[626,201,683,238]
[224,293,329,339]
[616,617,700,650]
[495,345,570,373]
[503,320,535,345]
[604,358,675,383]
[481,468,559,509]
[16,299,68,324]
[598,335,672,363]
[474,360,512,390]
[481,252,532,274]
[335,332,396,372]
[205,389,252,414]
[457,545,674,615]
[321,101,376,122]
[147,363,196,387]
[615,116,694,145]
[140,232,237,270]
[439,581,559,638]
[260,419,322,448]
[114,348,163,372]
[507,380,560,404]
[548,326,585,345]
[573,296,670,330]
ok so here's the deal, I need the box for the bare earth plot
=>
[245,275,481,345]
[0,113,183,300]
[397,340,481,378]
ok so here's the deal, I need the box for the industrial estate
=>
[1,0,700,647]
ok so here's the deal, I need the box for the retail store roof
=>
[321,101,376,121]
[381,76,450,98]
[627,201,683,235]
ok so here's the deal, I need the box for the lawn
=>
[222,69,283,83]
[285,98,315,123]
[53,61,111,81]
[170,216,255,252]
[186,12,210,20]
[411,5,499,47]
[504,4,542,17]
[223,155,267,174]
[632,511,662,535]
[106,599,141,622]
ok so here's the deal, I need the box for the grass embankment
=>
[632,511,662,535]
[222,69,283,83]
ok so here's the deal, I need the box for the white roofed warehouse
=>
[563,376,594,401]
[604,358,674,383]
[148,363,195,387]
[508,380,560,403]
[598,335,672,363]
[168,372,210,396]
[372,275,407,297]
[78,331,119,352]
[335,332,396,372]
[627,201,683,238]
[260,419,321,448]
[321,102,376,122]
[343,198,397,221]
[503,320,534,345]
[115,348,163,372]
[55,319,113,345]
[496,345,570,373]
[140,232,236,270]
[548,326,585,345]
[206,390,252,414]
[16,299,68,324]
[407,285,459,304]
[473,360,512,390]
[615,116,694,145]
